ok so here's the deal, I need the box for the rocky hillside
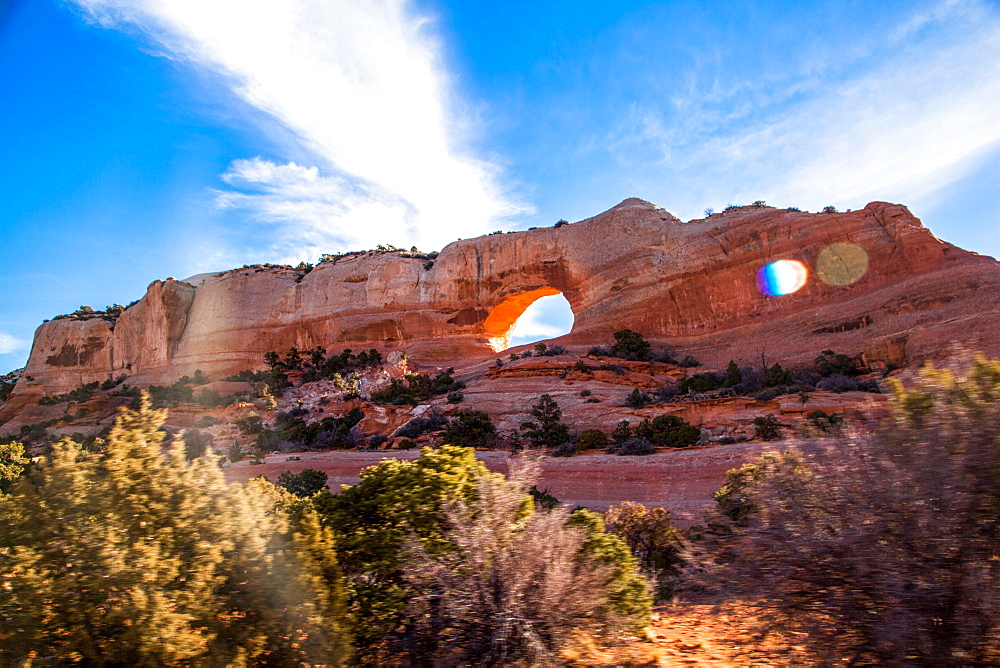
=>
[4,198,999,411]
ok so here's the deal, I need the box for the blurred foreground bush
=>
[690,356,1000,664]
[0,395,352,665]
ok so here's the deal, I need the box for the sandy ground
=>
[562,601,807,666]
[223,440,773,526]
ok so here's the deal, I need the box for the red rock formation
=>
[5,198,999,414]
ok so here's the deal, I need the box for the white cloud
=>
[73,0,528,258]
[0,333,27,355]
[509,295,574,346]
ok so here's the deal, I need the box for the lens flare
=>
[757,260,808,296]
[817,243,869,286]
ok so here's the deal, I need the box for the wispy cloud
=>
[616,0,1000,219]
[0,333,27,355]
[73,0,527,259]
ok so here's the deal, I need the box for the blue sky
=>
[2,0,999,371]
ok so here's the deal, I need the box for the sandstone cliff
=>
[5,198,999,412]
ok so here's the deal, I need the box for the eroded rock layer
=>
[5,198,1000,411]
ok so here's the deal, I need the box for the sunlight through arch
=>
[485,290,574,352]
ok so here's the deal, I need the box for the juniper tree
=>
[519,393,570,449]
[0,395,352,665]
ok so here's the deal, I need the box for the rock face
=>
[6,198,1000,410]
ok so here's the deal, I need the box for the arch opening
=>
[483,288,574,352]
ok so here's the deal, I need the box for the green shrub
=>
[764,363,793,388]
[723,360,742,388]
[576,429,609,451]
[625,388,653,408]
[610,329,652,361]
[519,394,570,449]
[395,414,448,440]
[634,414,700,448]
[814,349,857,377]
[612,420,632,443]
[276,468,329,497]
[0,398,351,665]
[441,410,497,448]
[605,501,684,599]
[753,414,782,441]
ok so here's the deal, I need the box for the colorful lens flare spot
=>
[757,260,808,296]
[816,243,869,286]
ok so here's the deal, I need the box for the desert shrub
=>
[0,440,28,495]
[579,388,592,397]
[312,446,504,661]
[609,329,652,361]
[446,391,464,403]
[690,356,1000,664]
[678,355,701,368]
[576,429,609,451]
[226,443,244,463]
[651,349,679,364]
[401,469,650,664]
[764,363,793,387]
[38,381,100,406]
[605,501,684,599]
[145,379,197,407]
[182,428,213,460]
[753,414,782,441]
[0,398,352,665]
[395,414,448,440]
[274,408,364,450]
[99,375,127,392]
[551,441,577,457]
[276,468,329,497]
[722,360,742,388]
[612,437,655,456]
[679,372,722,393]
[806,409,844,433]
[814,349,857,377]
[587,345,611,357]
[585,396,601,403]
[822,204,838,213]
[654,384,678,402]
[612,420,633,443]
[634,414,700,448]
[249,429,283,455]
[598,363,627,375]
[370,372,458,405]
[441,410,497,448]
[367,435,389,450]
[235,412,265,435]
[194,415,220,428]
[519,394,570,449]
[397,438,416,450]
[625,388,653,408]
[753,388,780,402]
[528,484,561,509]
[534,342,547,355]
[575,361,592,374]
[816,373,853,392]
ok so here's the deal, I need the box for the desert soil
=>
[223,440,774,526]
